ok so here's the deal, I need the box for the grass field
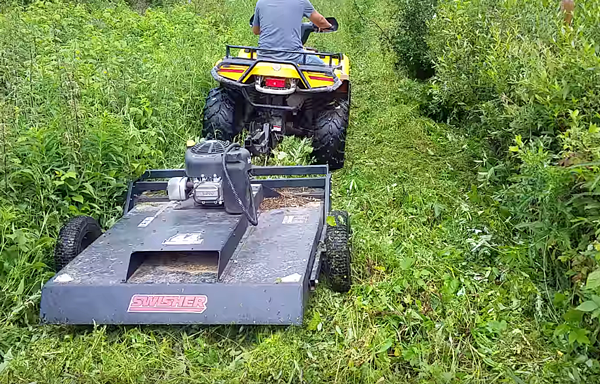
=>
[0,0,594,382]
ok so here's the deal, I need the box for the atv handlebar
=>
[321,17,339,32]
[301,17,338,44]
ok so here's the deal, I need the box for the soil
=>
[260,188,322,210]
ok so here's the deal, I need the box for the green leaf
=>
[16,278,24,295]
[375,339,393,354]
[515,135,523,147]
[486,320,507,334]
[553,292,567,307]
[307,312,321,331]
[568,331,577,344]
[61,171,77,180]
[554,323,570,337]
[83,182,97,198]
[576,300,599,312]
[586,270,600,290]
[399,257,415,270]
[563,309,583,323]
[568,328,590,345]
[326,216,337,227]
[72,195,84,204]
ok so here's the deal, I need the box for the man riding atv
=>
[251,0,333,66]
[202,1,351,170]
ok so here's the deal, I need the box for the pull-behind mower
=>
[203,16,350,170]
[40,141,351,325]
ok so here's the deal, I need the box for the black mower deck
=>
[40,166,331,325]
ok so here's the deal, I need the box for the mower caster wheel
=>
[313,100,348,171]
[323,210,352,292]
[54,216,102,272]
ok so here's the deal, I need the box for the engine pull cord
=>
[223,143,259,226]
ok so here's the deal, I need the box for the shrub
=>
[392,0,437,80]
[0,0,226,323]
[427,0,600,152]
[426,0,600,350]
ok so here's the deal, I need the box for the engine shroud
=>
[184,140,252,215]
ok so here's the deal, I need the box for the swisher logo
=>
[128,294,208,313]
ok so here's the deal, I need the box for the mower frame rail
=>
[124,165,331,214]
[41,164,333,325]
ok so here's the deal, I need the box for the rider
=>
[252,0,332,66]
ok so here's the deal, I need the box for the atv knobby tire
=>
[313,100,349,171]
[202,87,240,141]
[54,216,102,272]
[323,210,352,292]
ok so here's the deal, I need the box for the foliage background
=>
[411,0,600,361]
[1,0,600,382]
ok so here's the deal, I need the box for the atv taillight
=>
[265,78,286,88]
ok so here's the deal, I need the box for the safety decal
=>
[138,217,154,227]
[162,233,204,245]
[282,215,309,224]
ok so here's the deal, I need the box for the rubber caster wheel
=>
[54,216,102,271]
[323,210,352,292]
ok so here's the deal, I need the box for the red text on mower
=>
[128,294,208,313]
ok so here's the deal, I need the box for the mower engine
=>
[167,140,256,220]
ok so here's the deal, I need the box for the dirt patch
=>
[128,252,218,284]
[260,188,321,210]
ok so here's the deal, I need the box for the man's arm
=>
[308,10,332,30]
[302,0,331,30]
[251,5,260,35]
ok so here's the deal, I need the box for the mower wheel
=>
[54,216,102,272]
[323,210,352,292]
[313,100,348,170]
[202,87,239,141]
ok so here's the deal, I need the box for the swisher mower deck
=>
[40,166,333,325]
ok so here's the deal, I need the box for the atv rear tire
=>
[313,100,348,171]
[323,210,352,293]
[54,216,102,272]
[202,87,240,141]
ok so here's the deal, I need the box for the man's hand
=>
[252,25,260,35]
[309,10,332,30]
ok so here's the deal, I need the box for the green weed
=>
[0,0,597,382]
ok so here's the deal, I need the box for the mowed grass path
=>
[2,0,562,383]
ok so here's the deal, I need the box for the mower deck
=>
[40,166,331,325]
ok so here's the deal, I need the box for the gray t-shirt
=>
[252,0,315,62]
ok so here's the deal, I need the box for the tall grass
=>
[1,0,598,382]
[420,0,600,360]
[0,0,229,323]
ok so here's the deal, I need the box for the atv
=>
[202,16,350,170]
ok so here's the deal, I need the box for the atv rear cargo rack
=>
[225,45,343,66]
[210,45,344,94]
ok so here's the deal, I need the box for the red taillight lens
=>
[265,77,286,88]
